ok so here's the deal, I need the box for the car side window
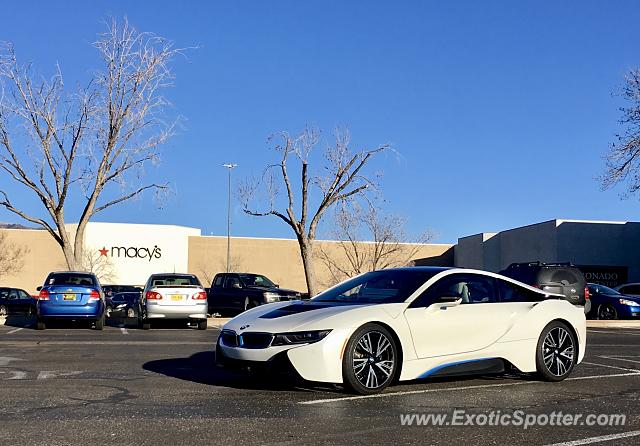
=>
[18,290,30,299]
[622,285,640,294]
[411,274,497,307]
[8,289,18,300]
[224,275,241,289]
[213,275,224,287]
[497,279,544,303]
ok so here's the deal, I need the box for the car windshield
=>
[589,284,621,295]
[312,269,441,304]
[150,275,200,287]
[113,293,138,303]
[239,274,276,288]
[47,273,97,287]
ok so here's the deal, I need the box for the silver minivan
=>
[139,273,208,330]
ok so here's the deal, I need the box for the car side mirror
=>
[36,286,42,291]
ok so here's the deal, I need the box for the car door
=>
[404,273,517,358]
[16,289,34,314]
[222,274,245,309]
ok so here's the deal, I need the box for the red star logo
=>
[99,247,109,257]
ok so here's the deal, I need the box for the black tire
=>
[94,314,104,330]
[342,323,399,395]
[535,321,577,382]
[0,305,7,316]
[243,298,258,312]
[36,318,46,330]
[141,320,151,330]
[197,319,207,330]
[597,304,617,320]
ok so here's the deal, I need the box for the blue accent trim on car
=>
[418,358,498,379]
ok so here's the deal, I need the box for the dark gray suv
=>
[499,262,590,313]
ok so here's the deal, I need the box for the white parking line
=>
[298,372,640,405]
[543,430,640,446]
[582,361,640,373]
[6,328,23,334]
[599,355,640,365]
[120,327,128,335]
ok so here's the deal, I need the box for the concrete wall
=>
[188,236,454,293]
[0,228,66,294]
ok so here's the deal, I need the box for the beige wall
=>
[188,235,454,293]
[0,228,66,294]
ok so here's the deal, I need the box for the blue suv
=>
[36,271,105,330]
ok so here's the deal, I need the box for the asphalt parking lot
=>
[0,319,638,446]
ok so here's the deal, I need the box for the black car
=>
[0,287,37,316]
[207,273,302,315]
[499,262,589,312]
[102,285,143,298]
[105,292,141,319]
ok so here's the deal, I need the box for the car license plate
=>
[171,295,183,301]
[63,294,76,301]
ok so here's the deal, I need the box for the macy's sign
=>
[98,245,162,262]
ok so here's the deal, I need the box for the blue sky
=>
[0,1,639,244]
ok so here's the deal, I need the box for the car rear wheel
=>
[141,320,151,330]
[0,305,7,316]
[197,319,207,330]
[342,323,398,395]
[36,318,46,330]
[535,321,576,382]
[597,304,617,320]
[126,308,136,318]
[94,315,104,330]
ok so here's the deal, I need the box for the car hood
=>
[222,300,400,333]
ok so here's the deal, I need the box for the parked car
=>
[208,273,302,315]
[0,287,37,316]
[36,271,105,330]
[102,285,143,298]
[587,283,640,320]
[139,273,207,330]
[499,262,590,313]
[613,282,640,297]
[217,267,586,395]
[106,291,142,319]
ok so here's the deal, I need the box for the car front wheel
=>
[597,304,617,320]
[342,323,398,395]
[535,321,577,382]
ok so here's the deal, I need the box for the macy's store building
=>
[1,222,452,293]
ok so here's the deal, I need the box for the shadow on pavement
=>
[2,314,36,328]
[143,350,338,393]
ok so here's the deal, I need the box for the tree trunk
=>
[298,238,318,297]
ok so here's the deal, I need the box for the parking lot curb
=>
[587,320,640,329]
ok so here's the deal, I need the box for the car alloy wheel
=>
[0,305,7,316]
[597,304,617,320]
[536,322,576,381]
[127,308,135,318]
[343,323,398,394]
[105,306,112,318]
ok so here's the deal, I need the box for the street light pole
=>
[222,163,237,273]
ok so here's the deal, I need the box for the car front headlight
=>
[272,330,332,346]
[263,292,281,303]
[619,299,640,307]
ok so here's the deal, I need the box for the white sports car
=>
[216,267,586,394]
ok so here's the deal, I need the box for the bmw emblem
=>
[240,325,250,330]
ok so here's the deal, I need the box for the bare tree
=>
[239,128,390,296]
[196,254,244,285]
[80,248,116,283]
[602,68,640,194]
[317,203,432,287]
[0,19,183,270]
[0,230,26,279]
